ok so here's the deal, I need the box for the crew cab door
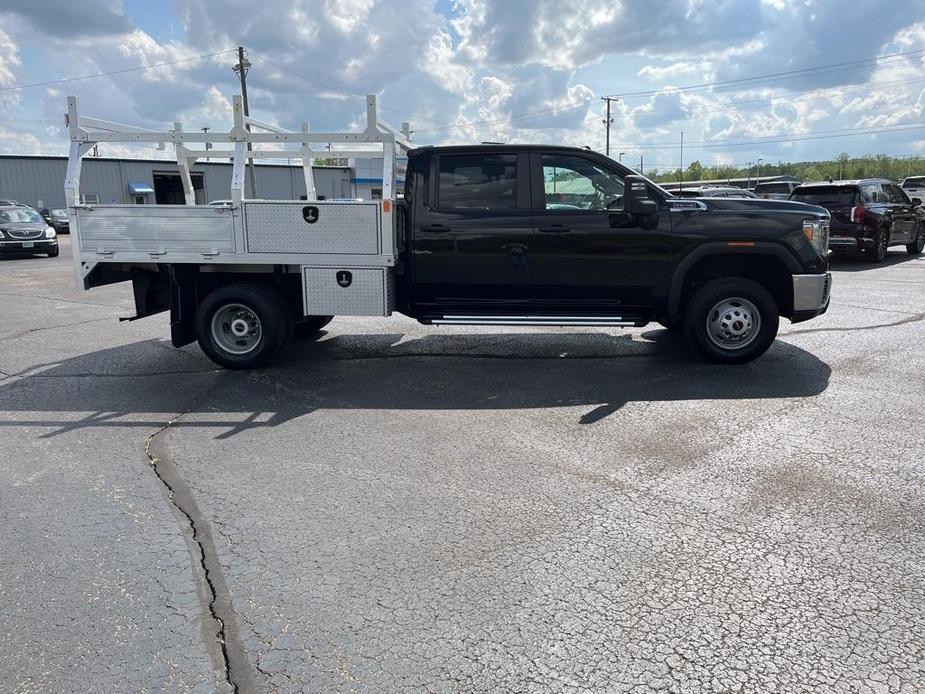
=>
[886,184,917,242]
[409,151,533,312]
[528,151,673,313]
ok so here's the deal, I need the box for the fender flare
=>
[666,242,801,320]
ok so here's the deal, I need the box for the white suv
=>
[900,176,925,203]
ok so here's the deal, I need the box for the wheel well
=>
[675,254,793,318]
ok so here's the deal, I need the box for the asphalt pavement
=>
[1,236,923,693]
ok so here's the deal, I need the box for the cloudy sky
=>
[1,0,924,173]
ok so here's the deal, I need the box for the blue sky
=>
[0,0,924,174]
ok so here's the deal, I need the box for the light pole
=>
[756,158,763,184]
[618,152,625,163]
[746,161,753,189]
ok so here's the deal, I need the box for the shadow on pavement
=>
[829,251,922,272]
[0,330,831,436]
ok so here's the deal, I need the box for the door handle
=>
[421,224,451,233]
[539,225,570,233]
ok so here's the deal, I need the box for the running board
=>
[430,315,645,327]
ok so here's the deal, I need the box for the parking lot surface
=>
[1,237,923,693]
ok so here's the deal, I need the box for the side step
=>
[430,315,646,327]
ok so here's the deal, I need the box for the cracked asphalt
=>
[1,236,923,693]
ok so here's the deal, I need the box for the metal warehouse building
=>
[0,155,358,210]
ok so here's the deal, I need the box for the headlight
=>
[803,219,829,254]
[45,227,56,239]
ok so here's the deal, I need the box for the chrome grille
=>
[7,228,43,240]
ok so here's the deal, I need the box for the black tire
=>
[865,227,889,263]
[195,283,290,370]
[906,223,925,255]
[47,246,59,258]
[293,315,333,338]
[657,319,683,333]
[684,278,780,364]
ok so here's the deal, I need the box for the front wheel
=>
[906,224,925,255]
[47,246,59,258]
[684,278,780,364]
[195,284,291,369]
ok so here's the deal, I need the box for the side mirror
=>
[912,197,922,207]
[624,175,658,216]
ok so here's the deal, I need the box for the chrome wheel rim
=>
[211,303,262,355]
[916,229,925,252]
[877,231,888,259]
[706,297,761,351]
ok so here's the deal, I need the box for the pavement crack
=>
[145,409,256,694]
[0,316,115,342]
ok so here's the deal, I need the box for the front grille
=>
[7,228,43,240]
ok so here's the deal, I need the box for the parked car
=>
[900,176,925,201]
[677,187,760,199]
[0,204,59,257]
[40,208,70,234]
[789,179,924,262]
[754,181,801,200]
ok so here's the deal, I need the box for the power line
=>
[610,48,925,101]
[0,49,238,92]
[614,121,925,150]
[248,52,447,126]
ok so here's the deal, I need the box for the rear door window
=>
[755,182,792,194]
[436,154,518,210]
[790,187,860,206]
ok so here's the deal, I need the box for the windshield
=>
[0,208,44,224]
[51,209,68,219]
[790,186,859,207]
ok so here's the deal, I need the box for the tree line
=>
[648,153,925,185]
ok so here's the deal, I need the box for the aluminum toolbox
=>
[76,205,236,255]
[302,266,394,316]
[245,201,380,255]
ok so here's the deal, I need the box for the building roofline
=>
[0,154,349,170]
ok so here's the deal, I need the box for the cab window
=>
[436,154,517,210]
[542,154,624,211]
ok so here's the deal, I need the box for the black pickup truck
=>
[390,145,830,365]
[103,144,832,369]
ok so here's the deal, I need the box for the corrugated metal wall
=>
[0,156,353,208]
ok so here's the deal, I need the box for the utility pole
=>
[679,131,684,191]
[201,127,212,162]
[233,46,258,198]
[639,154,644,176]
[601,97,618,157]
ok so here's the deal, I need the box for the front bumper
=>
[0,238,58,253]
[791,272,831,323]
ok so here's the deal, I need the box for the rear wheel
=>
[865,228,889,263]
[195,284,290,369]
[906,223,924,255]
[684,278,779,364]
[294,315,333,338]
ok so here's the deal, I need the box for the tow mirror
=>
[624,175,658,217]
